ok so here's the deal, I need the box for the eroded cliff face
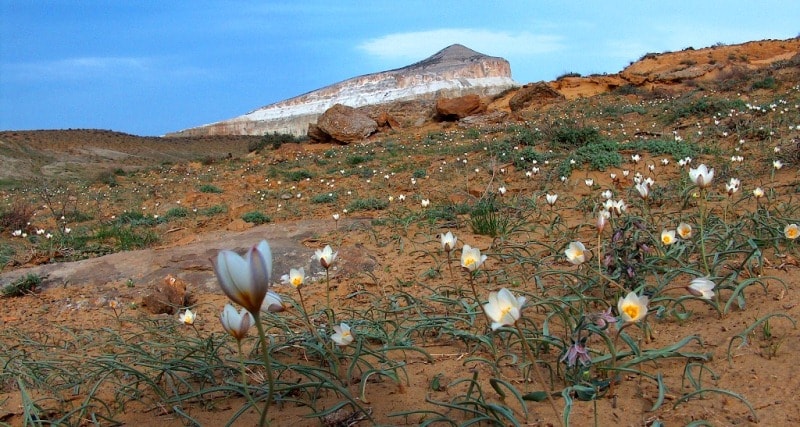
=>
[169,45,518,137]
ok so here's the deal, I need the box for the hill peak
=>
[398,44,496,72]
[169,44,516,137]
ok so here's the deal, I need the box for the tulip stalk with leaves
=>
[689,164,714,276]
[440,231,457,281]
[282,267,341,375]
[282,267,316,336]
[315,245,338,315]
[460,244,490,326]
[212,240,276,426]
[484,288,563,427]
[220,304,257,413]
[608,291,650,396]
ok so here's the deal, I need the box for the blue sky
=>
[1,1,798,136]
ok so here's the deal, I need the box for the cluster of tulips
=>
[177,160,797,426]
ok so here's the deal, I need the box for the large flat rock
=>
[0,219,374,294]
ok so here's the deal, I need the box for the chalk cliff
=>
[168,44,518,137]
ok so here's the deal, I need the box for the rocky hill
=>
[167,44,518,137]
[3,38,797,183]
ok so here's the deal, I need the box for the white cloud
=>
[4,56,215,83]
[5,56,151,81]
[358,28,564,62]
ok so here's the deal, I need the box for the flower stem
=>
[236,339,259,417]
[325,268,332,313]
[467,271,491,328]
[698,189,712,276]
[296,287,315,337]
[608,325,623,397]
[514,321,563,427]
[446,251,454,284]
[253,313,274,427]
[297,287,341,379]
[596,232,603,283]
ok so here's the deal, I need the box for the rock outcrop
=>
[508,83,565,112]
[435,94,486,120]
[308,104,378,144]
[168,44,518,137]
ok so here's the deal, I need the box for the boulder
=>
[142,274,189,315]
[435,95,486,120]
[375,111,401,131]
[459,110,512,127]
[311,104,378,144]
[306,123,332,143]
[509,82,565,111]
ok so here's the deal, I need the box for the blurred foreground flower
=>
[262,290,284,312]
[604,199,626,215]
[331,322,354,346]
[677,223,692,239]
[617,292,649,323]
[564,241,587,265]
[220,304,252,341]
[178,309,196,325]
[483,288,526,330]
[212,240,272,315]
[461,244,487,271]
[281,267,306,289]
[440,231,457,253]
[591,307,617,329]
[596,210,610,233]
[661,230,676,246]
[784,223,799,240]
[315,245,338,269]
[687,277,716,300]
[635,182,649,200]
[688,164,714,188]
[725,178,740,196]
[561,341,591,367]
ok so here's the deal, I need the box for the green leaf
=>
[522,391,548,402]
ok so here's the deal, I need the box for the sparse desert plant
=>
[114,211,157,227]
[198,184,223,193]
[469,193,511,237]
[163,206,189,220]
[346,153,373,166]
[557,71,582,79]
[94,224,159,250]
[284,169,314,182]
[573,139,622,171]
[199,204,227,216]
[347,197,388,212]
[249,131,307,152]
[662,95,747,124]
[0,199,35,232]
[94,169,118,187]
[1,273,42,297]
[547,120,602,149]
[751,76,777,90]
[311,192,338,204]
[241,211,271,224]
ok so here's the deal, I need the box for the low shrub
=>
[241,211,271,225]
[199,184,223,194]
